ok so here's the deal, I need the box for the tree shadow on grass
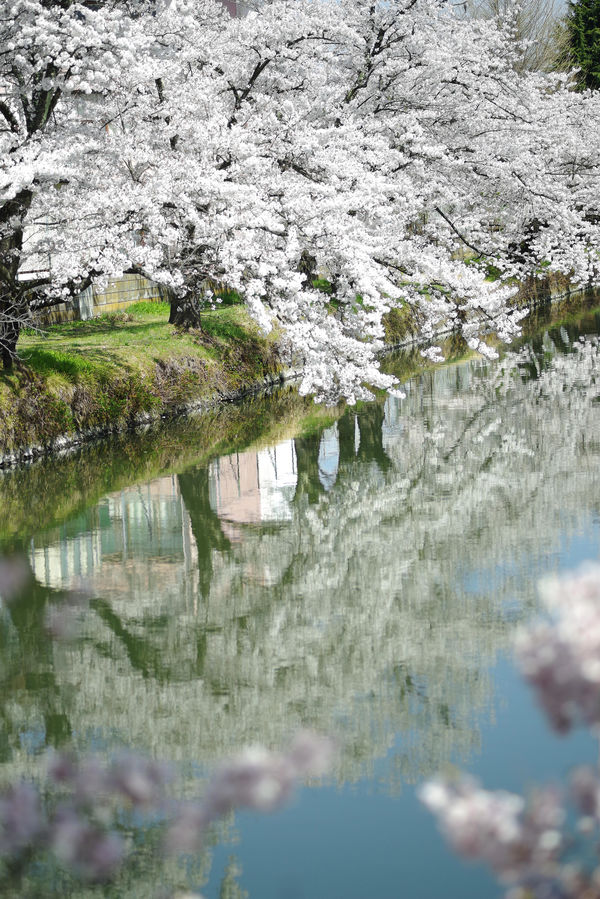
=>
[19,346,126,379]
[39,318,168,340]
[0,369,22,394]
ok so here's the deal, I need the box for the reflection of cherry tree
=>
[2,330,600,799]
[378,331,600,599]
[180,329,600,781]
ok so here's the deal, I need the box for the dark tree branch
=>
[434,206,492,257]
[0,100,19,133]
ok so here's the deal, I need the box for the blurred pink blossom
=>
[44,584,91,640]
[517,563,600,733]
[0,733,333,886]
[108,753,171,807]
[422,563,600,898]
[166,732,334,852]
[50,806,124,881]
[419,778,563,881]
[0,782,44,856]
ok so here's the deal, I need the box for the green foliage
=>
[383,304,421,344]
[312,277,334,294]
[463,255,504,281]
[212,287,244,306]
[483,263,503,282]
[130,300,170,315]
[567,0,600,89]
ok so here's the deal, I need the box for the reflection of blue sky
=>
[207,658,596,899]
[318,423,340,491]
[462,517,600,618]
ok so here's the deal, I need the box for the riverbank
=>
[0,283,593,466]
[0,300,287,465]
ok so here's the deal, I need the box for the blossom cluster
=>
[165,731,334,853]
[3,0,600,397]
[421,766,600,899]
[419,778,564,882]
[0,753,169,882]
[0,733,333,888]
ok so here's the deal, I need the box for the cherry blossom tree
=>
[460,0,566,71]
[0,0,164,367]
[4,0,600,401]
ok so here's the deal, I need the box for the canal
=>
[1,304,600,897]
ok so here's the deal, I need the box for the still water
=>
[1,309,600,897]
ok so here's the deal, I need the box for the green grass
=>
[128,300,170,315]
[16,301,269,377]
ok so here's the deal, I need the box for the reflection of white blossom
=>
[2,333,600,797]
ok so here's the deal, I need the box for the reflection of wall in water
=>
[317,424,340,491]
[28,442,299,603]
[28,476,198,604]
[208,440,297,528]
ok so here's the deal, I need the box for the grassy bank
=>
[1,287,596,463]
[0,300,283,460]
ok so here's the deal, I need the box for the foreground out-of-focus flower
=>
[571,765,600,831]
[419,778,564,882]
[516,563,600,733]
[108,753,171,808]
[50,806,124,881]
[44,583,92,641]
[0,732,333,887]
[0,782,44,856]
[0,556,30,603]
[48,750,172,809]
[166,732,334,853]
[422,564,600,899]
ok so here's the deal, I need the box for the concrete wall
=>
[34,274,171,326]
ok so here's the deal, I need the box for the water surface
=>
[1,309,600,897]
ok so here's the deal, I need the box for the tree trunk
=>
[0,188,34,366]
[169,292,204,329]
[0,319,19,370]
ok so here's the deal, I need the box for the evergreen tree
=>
[567,0,600,88]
